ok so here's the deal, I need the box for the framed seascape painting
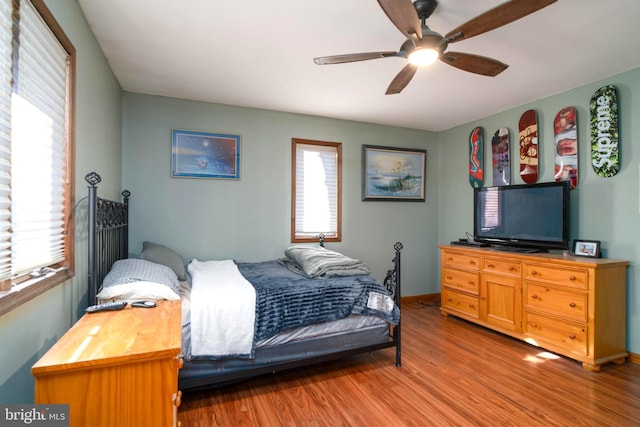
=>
[362,145,426,201]
[171,129,241,179]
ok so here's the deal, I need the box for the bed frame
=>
[86,172,130,306]
[85,172,402,389]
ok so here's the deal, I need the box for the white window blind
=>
[6,0,69,280]
[293,140,341,240]
[0,0,12,283]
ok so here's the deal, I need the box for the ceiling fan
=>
[313,0,557,94]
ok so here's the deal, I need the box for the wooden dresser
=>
[32,300,183,427]
[440,245,628,371]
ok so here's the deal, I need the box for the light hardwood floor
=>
[178,301,640,426]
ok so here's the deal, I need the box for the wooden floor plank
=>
[179,302,640,426]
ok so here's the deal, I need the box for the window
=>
[0,0,75,316]
[291,138,341,243]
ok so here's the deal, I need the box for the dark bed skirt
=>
[179,322,392,391]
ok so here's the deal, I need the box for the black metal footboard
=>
[384,242,403,367]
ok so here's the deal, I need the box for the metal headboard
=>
[86,172,130,306]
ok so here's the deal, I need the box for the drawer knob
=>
[531,270,538,275]
[469,261,476,265]
[468,280,474,285]
[487,263,495,268]
[509,266,515,271]
[569,302,576,308]
[568,335,576,340]
[531,294,538,299]
[446,275,452,280]
[530,323,538,328]
[468,304,475,309]
[448,257,453,261]
[447,298,453,302]
[569,276,577,281]
[174,390,183,407]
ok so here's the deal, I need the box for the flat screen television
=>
[473,181,570,252]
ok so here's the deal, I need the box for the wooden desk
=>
[32,300,183,427]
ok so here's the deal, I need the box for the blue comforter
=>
[237,261,399,343]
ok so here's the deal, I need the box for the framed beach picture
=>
[362,145,426,201]
[171,129,241,179]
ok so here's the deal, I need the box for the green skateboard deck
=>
[553,107,578,189]
[469,126,484,188]
[590,85,619,177]
[518,109,538,184]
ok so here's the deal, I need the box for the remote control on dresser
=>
[85,301,128,313]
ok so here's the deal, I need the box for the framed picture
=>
[172,129,240,179]
[362,145,426,201]
[572,240,601,258]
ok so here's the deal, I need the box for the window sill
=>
[0,268,74,317]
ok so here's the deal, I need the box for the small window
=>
[291,138,341,243]
[0,0,76,316]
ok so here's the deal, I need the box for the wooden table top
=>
[32,300,182,375]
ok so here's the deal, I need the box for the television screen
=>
[473,181,570,251]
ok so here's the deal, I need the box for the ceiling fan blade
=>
[385,63,418,95]
[440,51,508,76]
[445,0,557,43]
[314,51,400,65]
[377,0,422,39]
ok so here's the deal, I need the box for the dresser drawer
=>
[442,251,480,271]
[482,257,521,277]
[524,263,588,289]
[524,282,587,322]
[523,311,587,356]
[442,287,480,319]
[442,267,479,294]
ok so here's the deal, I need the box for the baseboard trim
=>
[401,293,440,305]
[629,352,640,365]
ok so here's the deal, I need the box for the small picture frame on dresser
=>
[572,240,601,258]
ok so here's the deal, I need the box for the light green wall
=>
[122,93,440,297]
[437,67,640,354]
[0,0,122,403]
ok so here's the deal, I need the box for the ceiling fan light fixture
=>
[408,48,439,66]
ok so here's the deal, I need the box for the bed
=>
[85,172,402,391]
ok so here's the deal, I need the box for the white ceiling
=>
[78,0,640,132]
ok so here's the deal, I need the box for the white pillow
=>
[96,280,181,303]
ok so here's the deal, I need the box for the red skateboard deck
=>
[553,107,578,189]
[491,127,510,186]
[518,110,538,184]
[590,85,619,177]
[469,126,484,188]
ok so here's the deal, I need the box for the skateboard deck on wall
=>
[590,85,619,177]
[469,126,484,188]
[553,107,578,189]
[518,109,538,184]
[491,127,510,186]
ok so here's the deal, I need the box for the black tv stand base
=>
[492,245,541,254]
[450,240,489,248]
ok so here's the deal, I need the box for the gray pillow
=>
[102,258,180,294]
[139,241,187,281]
